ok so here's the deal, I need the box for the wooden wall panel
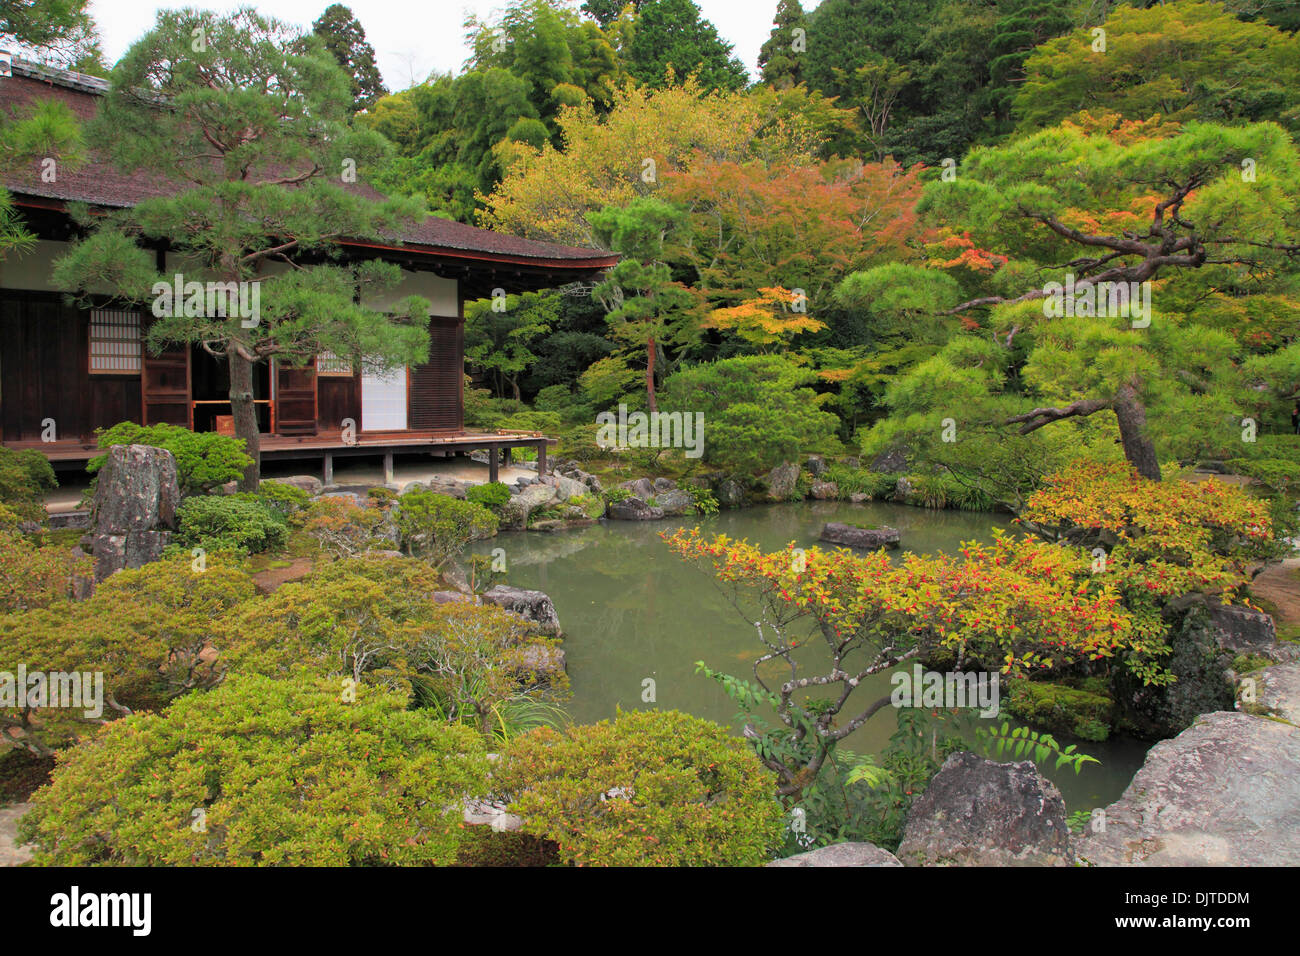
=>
[317,373,360,432]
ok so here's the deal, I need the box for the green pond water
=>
[472,499,1150,810]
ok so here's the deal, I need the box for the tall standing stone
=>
[90,444,181,581]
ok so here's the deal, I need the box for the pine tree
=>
[758,0,807,90]
[312,4,387,113]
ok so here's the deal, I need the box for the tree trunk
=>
[645,335,657,414]
[1113,381,1161,481]
[228,345,261,491]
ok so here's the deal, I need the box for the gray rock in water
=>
[810,480,839,500]
[514,644,567,683]
[819,521,900,550]
[655,489,694,516]
[768,842,901,867]
[652,477,677,493]
[90,445,180,581]
[1075,711,1300,866]
[499,484,558,531]
[482,584,562,636]
[896,752,1073,866]
[716,477,746,508]
[607,497,665,521]
[763,462,801,501]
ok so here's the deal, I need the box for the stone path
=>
[1253,558,1300,640]
[0,803,33,866]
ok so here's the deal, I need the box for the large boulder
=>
[90,444,180,581]
[810,481,839,501]
[768,842,901,867]
[805,455,829,477]
[655,489,694,516]
[869,445,911,474]
[819,522,900,550]
[482,584,562,637]
[1205,601,1297,661]
[652,477,677,493]
[547,475,590,502]
[896,752,1073,866]
[619,477,656,499]
[499,484,558,531]
[1075,712,1300,866]
[716,477,747,509]
[763,462,801,502]
[607,497,665,521]
[1251,663,1300,724]
[1115,598,1267,738]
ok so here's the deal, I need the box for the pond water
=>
[471,499,1150,810]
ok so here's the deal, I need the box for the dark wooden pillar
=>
[488,444,499,484]
[323,451,334,485]
[383,449,394,486]
[536,440,547,477]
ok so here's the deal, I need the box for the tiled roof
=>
[0,60,616,268]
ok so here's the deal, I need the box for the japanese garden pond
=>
[472,499,1152,811]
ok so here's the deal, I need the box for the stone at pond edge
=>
[482,584,562,637]
[810,480,839,500]
[819,521,900,550]
[654,489,693,516]
[716,477,746,508]
[896,752,1073,866]
[1075,711,1300,866]
[1252,663,1300,724]
[763,462,801,501]
[607,497,665,521]
[768,842,902,867]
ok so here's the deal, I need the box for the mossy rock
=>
[1004,679,1116,742]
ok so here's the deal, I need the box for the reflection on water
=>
[471,500,1148,808]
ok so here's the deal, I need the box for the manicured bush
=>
[687,485,719,516]
[299,495,390,557]
[175,494,287,555]
[0,447,57,523]
[0,555,254,753]
[87,422,252,496]
[0,508,88,612]
[393,488,497,569]
[216,556,567,739]
[495,708,785,867]
[466,481,512,511]
[241,480,310,516]
[18,675,491,866]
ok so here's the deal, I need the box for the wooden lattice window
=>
[88,309,142,374]
[316,351,354,377]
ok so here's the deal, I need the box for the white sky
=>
[88,0,825,89]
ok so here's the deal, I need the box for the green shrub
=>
[603,487,632,504]
[466,481,512,511]
[495,708,784,866]
[1225,457,1300,492]
[175,495,287,555]
[88,422,252,495]
[0,511,88,613]
[239,480,310,517]
[18,675,491,866]
[394,488,497,568]
[0,447,57,523]
[559,423,607,464]
[688,485,719,516]
[298,496,389,557]
[823,465,897,500]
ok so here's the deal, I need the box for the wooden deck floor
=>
[5,428,556,483]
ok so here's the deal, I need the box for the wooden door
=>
[141,340,191,428]
[408,318,463,432]
[275,357,318,435]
